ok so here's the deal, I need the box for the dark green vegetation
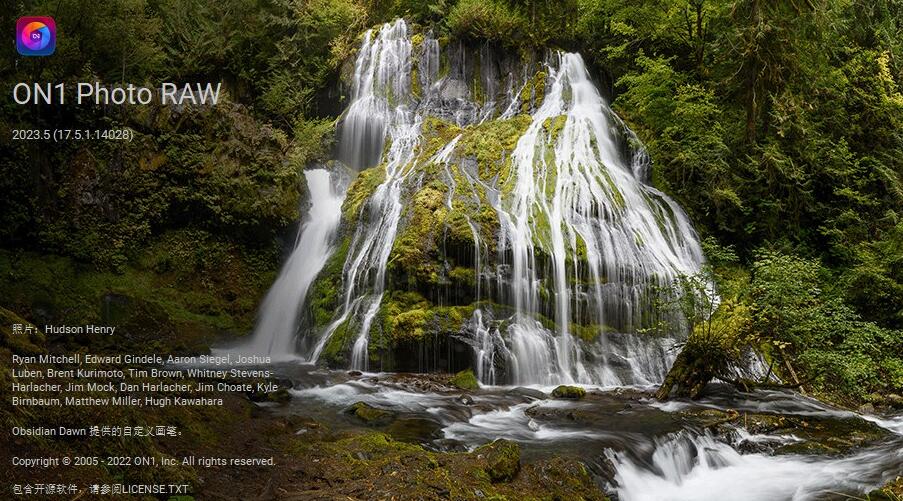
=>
[2,0,901,415]
[430,0,901,408]
[2,1,900,498]
[284,429,606,500]
[572,1,903,406]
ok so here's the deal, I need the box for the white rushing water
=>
[244,169,346,359]
[301,20,704,386]
[483,53,703,385]
[606,429,903,501]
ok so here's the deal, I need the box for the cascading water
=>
[484,53,703,385]
[302,20,704,386]
[237,19,902,500]
[244,169,346,359]
[308,20,421,369]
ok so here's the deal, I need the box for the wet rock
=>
[868,476,903,500]
[611,387,650,400]
[551,385,586,400]
[267,388,291,403]
[386,417,442,443]
[347,370,363,377]
[431,438,469,453]
[683,407,890,455]
[451,369,479,391]
[858,403,875,414]
[477,439,520,482]
[345,401,396,426]
[255,478,277,501]
[457,394,475,405]
[247,378,293,403]
[506,387,548,401]
[387,372,449,392]
[887,394,903,408]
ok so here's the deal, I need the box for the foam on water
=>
[607,430,902,501]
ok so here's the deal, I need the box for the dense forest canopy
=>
[1,0,901,405]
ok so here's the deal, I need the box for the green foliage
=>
[656,298,754,399]
[447,0,528,46]
[749,251,903,401]
[658,243,902,403]
[602,0,903,336]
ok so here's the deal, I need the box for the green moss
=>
[448,266,477,288]
[347,402,396,425]
[393,309,431,340]
[476,439,521,483]
[411,65,421,99]
[533,71,547,106]
[282,427,606,499]
[308,236,350,328]
[343,166,386,219]
[1,306,46,355]
[321,319,352,366]
[599,169,626,209]
[520,70,548,113]
[451,369,480,390]
[543,115,567,140]
[434,305,476,333]
[569,323,615,343]
[551,385,586,399]
[389,184,447,282]
[458,115,532,182]
[0,244,270,353]
[418,116,463,165]
[868,476,903,500]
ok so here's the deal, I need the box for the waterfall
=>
[245,169,346,359]
[303,20,704,385]
[487,53,703,385]
[308,20,421,368]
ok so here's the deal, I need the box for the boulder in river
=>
[506,387,548,401]
[346,401,395,425]
[451,369,479,391]
[551,385,586,400]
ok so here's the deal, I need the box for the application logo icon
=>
[16,16,56,56]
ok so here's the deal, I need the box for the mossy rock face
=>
[477,439,521,483]
[283,429,607,499]
[551,385,587,399]
[451,369,479,390]
[346,401,396,426]
[0,247,271,354]
[0,307,45,355]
